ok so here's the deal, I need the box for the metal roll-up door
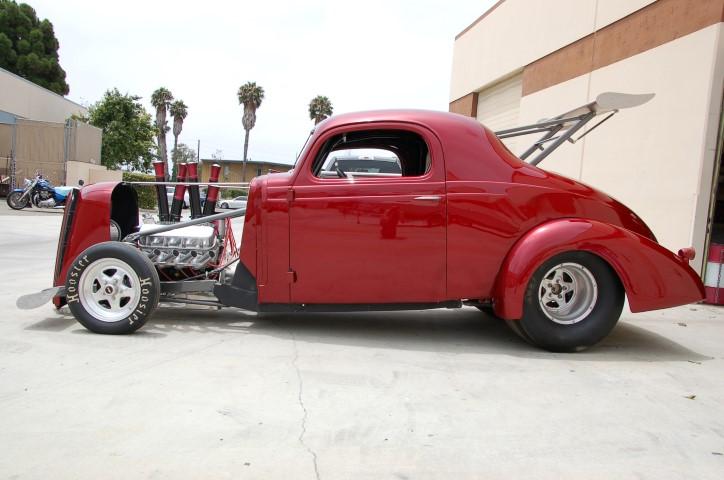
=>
[476,73,522,153]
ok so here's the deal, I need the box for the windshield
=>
[294,129,315,168]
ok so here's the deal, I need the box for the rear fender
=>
[493,219,704,320]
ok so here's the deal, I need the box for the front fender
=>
[53,182,137,289]
[493,219,704,320]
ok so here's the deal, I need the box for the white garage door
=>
[476,72,522,153]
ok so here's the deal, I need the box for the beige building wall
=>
[0,124,11,180]
[66,161,121,185]
[3,117,109,187]
[67,120,102,165]
[13,119,66,185]
[88,167,121,183]
[0,123,12,159]
[0,68,110,188]
[64,120,107,185]
[0,67,87,123]
[200,161,292,187]
[450,0,656,101]
[451,0,724,274]
[518,24,723,273]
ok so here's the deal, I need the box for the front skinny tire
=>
[65,242,160,334]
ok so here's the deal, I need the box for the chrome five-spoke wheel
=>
[66,242,160,334]
[538,262,598,325]
[79,258,140,322]
[515,251,624,352]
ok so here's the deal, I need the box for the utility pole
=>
[197,139,200,162]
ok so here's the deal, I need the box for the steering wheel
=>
[336,167,346,178]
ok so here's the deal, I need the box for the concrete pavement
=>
[0,203,723,479]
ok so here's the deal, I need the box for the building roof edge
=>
[0,66,87,112]
[455,0,507,40]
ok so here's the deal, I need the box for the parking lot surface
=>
[1,202,723,479]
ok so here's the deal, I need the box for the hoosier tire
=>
[517,251,624,352]
[65,242,160,334]
[505,319,535,345]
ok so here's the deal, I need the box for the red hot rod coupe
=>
[18,93,705,352]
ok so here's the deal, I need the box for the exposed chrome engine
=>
[138,224,221,269]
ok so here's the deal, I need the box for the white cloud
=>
[31,0,494,165]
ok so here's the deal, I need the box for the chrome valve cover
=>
[138,224,220,269]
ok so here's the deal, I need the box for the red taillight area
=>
[678,247,696,263]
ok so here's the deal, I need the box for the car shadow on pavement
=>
[249,310,711,362]
[27,306,711,362]
[30,305,702,362]
[24,314,78,332]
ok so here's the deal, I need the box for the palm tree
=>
[170,100,188,178]
[309,95,333,124]
[237,82,265,180]
[150,87,174,178]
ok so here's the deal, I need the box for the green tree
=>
[169,99,188,179]
[237,81,264,179]
[174,143,197,164]
[150,87,173,178]
[79,88,156,171]
[0,0,69,95]
[309,95,333,124]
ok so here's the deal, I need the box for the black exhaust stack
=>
[187,162,202,219]
[152,161,170,223]
[202,164,221,216]
[170,163,187,222]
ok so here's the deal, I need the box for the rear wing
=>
[495,92,654,166]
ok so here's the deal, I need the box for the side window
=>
[312,129,430,179]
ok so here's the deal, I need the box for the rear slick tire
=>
[65,242,160,334]
[518,251,624,352]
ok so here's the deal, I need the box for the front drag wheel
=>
[65,242,160,334]
[517,251,624,352]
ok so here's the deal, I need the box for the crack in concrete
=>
[291,333,321,480]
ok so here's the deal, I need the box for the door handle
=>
[413,195,441,202]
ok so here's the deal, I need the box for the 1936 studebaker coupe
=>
[18,94,705,352]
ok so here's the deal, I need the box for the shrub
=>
[221,188,248,199]
[122,171,157,210]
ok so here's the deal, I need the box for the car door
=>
[288,123,447,305]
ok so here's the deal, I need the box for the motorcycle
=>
[6,176,73,210]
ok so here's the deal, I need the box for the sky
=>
[30,0,495,165]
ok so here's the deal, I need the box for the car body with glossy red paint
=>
[46,110,704,351]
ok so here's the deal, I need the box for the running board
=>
[258,301,463,313]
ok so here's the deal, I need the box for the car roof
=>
[315,109,484,135]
